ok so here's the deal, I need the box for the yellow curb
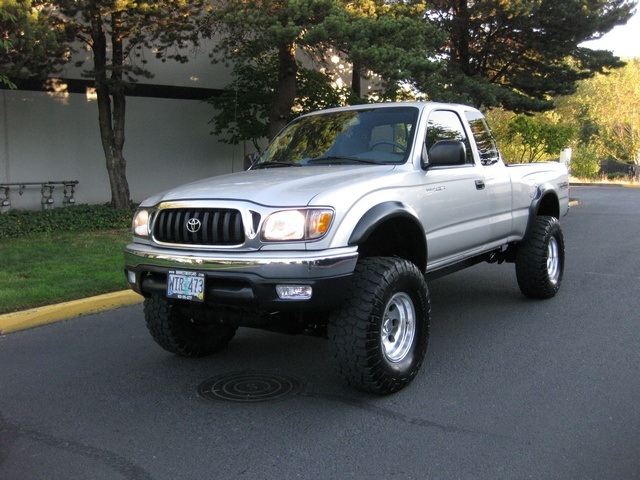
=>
[0,290,143,335]
[570,182,640,188]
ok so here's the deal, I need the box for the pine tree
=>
[0,0,74,88]
[206,0,442,142]
[424,0,635,111]
[41,0,210,208]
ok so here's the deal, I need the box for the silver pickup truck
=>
[125,102,569,394]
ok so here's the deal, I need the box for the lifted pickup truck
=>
[125,102,569,394]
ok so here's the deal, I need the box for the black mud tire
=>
[144,295,237,357]
[327,257,430,395]
[515,216,565,299]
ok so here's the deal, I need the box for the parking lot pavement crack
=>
[0,412,153,480]
[303,392,522,444]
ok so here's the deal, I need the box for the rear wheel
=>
[327,257,430,394]
[144,295,237,356]
[515,216,565,299]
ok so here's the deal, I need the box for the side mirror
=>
[244,153,259,170]
[424,140,467,168]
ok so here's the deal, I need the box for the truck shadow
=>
[143,261,557,405]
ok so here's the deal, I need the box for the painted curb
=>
[570,182,640,189]
[0,290,143,335]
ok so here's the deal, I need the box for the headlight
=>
[262,209,333,241]
[132,209,150,237]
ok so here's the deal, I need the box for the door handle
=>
[475,180,485,190]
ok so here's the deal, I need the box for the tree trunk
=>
[454,0,472,75]
[351,59,362,98]
[268,42,298,140]
[108,11,130,209]
[90,5,130,209]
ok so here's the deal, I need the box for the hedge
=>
[0,204,136,239]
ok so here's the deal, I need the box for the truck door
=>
[464,110,513,245]
[420,109,492,268]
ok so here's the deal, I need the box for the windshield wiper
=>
[307,156,381,165]
[252,161,301,169]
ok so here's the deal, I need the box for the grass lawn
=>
[0,229,131,314]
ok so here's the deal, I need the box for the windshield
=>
[254,106,419,168]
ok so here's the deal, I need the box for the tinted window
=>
[465,111,500,166]
[426,110,474,164]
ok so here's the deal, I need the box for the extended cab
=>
[125,102,569,394]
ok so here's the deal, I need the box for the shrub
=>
[570,145,601,179]
[607,172,627,181]
[0,204,136,239]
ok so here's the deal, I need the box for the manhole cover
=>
[198,372,304,403]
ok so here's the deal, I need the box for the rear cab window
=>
[464,111,501,166]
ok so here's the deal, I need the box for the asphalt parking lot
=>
[1,185,639,479]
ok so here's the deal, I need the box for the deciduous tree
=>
[556,57,640,177]
[576,58,639,164]
[506,114,574,163]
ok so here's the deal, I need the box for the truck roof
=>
[300,101,481,117]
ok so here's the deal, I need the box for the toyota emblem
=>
[186,217,202,233]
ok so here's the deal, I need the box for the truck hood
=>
[141,165,397,207]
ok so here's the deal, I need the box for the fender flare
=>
[348,201,422,244]
[348,202,427,270]
[525,183,560,239]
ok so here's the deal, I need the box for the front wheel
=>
[144,295,237,357]
[515,216,565,299]
[327,257,430,394]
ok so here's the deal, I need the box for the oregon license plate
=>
[167,270,205,302]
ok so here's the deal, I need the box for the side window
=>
[465,111,500,166]
[425,110,474,164]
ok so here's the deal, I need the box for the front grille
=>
[153,208,245,245]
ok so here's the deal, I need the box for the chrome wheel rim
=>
[381,292,416,363]
[547,236,561,284]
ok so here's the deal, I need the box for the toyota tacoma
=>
[124,102,569,394]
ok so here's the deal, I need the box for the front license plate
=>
[167,270,205,302]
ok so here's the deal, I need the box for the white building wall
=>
[0,87,247,210]
[0,38,355,211]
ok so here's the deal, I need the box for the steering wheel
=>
[370,141,406,152]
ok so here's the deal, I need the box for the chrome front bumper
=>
[124,243,359,310]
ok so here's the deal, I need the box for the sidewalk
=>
[0,290,143,335]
